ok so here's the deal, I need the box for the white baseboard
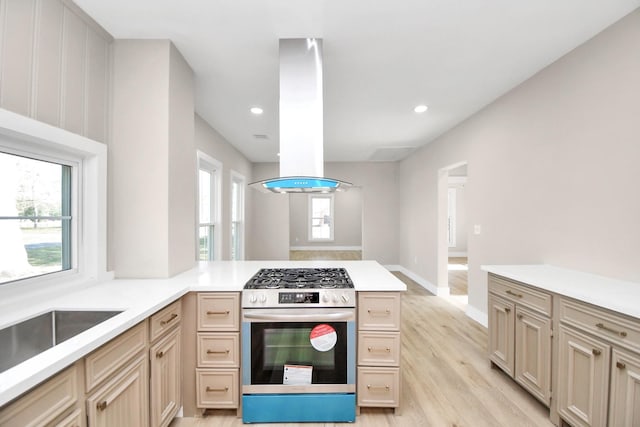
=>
[289,246,362,251]
[448,251,468,257]
[386,265,487,327]
[466,305,488,328]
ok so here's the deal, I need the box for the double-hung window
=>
[308,194,334,241]
[197,151,221,261]
[230,171,245,260]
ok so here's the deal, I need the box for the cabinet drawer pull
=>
[96,401,108,411]
[207,310,230,316]
[367,309,391,316]
[207,349,230,354]
[156,350,164,358]
[616,361,626,369]
[160,313,178,326]
[506,289,523,298]
[592,349,602,356]
[367,384,390,391]
[595,322,627,337]
[517,314,523,320]
[504,307,511,313]
[368,346,391,353]
[206,386,229,392]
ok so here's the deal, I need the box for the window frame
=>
[308,194,335,242]
[230,170,245,260]
[0,109,107,295]
[196,150,222,261]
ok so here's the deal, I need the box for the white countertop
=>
[482,264,640,319]
[0,260,405,406]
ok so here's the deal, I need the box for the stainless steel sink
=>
[0,310,122,373]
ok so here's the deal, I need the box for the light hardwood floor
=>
[448,257,468,296]
[171,272,553,427]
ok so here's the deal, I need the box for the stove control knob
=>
[341,294,350,303]
[249,294,257,304]
[332,294,339,303]
[259,294,267,303]
[322,293,330,303]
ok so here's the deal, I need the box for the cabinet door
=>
[557,326,610,427]
[514,306,551,405]
[150,328,181,427]
[86,354,149,427]
[609,349,640,427]
[488,294,515,376]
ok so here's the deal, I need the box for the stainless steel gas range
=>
[241,268,356,423]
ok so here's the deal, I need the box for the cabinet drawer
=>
[357,331,401,366]
[489,275,551,316]
[85,321,147,392]
[358,293,401,330]
[0,365,79,427]
[197,293,240,331]
[196,369,239,408]
[197,333,240,368]
[150,299,182,342]
[357,367,400,407]
[559,297,640,353]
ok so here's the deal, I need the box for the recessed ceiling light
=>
[414,104,428,113]
[250,106,264,115]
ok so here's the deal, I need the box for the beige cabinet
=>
[149,300,182,427]
[86,354,148,427]
[557,296,640,427]
[195,293,241,411]
[357,292,402,411]
[488,275,551,405]
[0,364,83,427]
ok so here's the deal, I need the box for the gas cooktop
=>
[244,268,354,290]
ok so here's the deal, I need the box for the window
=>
[230,171,245,260]
[0,109,107,290]
[197,151,221,261]
[0,151,75,284]
[308,194,334,241]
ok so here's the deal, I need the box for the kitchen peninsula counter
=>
[0,260,405,407]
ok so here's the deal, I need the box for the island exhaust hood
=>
[249,38,352,193]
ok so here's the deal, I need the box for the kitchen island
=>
[0,260,406,425]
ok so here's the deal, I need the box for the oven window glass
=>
[251,321,349,385]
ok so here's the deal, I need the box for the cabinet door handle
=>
[367,384,390,391]
[517,314,523,320]
[368,346,391,353]
[592,349,602,356]
[96,401,108,411]
[206,386,229,392]
[207,349,230,354]
[595,322,627,337]
[207,310,230,315]
[160,313,178,326]
[506,290,523,298]
[504,307,511,313]
[367,309,391,316]
[616,361,626,369]
[156,350,165,358]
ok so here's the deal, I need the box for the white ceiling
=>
[75,0,640,163]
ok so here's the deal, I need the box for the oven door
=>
[242,308,356,394]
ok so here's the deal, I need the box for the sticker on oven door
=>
[283,364,312,385]
[310,324,337,352]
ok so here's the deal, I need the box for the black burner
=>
[244,268,354,289]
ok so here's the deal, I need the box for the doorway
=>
[437,163,468,305]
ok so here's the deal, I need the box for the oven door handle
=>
[243,311,354,321]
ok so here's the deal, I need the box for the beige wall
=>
[249,162,398,263]
[289,189,363,248]
[194,114,253,260]
[398,9,640,323]
[110,40,195,277]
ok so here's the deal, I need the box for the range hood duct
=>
[250,38,352,193]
